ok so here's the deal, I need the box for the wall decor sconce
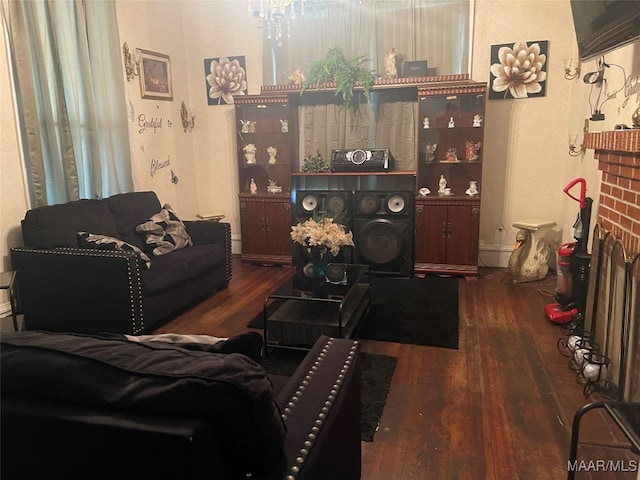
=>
[181,102,195,132]
[564,58,581,80]
[568,134,584,156]
[122,42,140,81]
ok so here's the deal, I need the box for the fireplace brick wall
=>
[585,130,640,256]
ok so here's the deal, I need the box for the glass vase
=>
[309,247,330,299]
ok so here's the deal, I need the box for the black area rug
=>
[262,348,397,442]
[355,275,460,349]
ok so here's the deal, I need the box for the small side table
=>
[0,270,21,331]
[508,219,557,282]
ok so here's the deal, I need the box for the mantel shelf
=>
[292,171,416,177]
[260,74,475,96]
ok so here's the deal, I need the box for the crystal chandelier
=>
[249,0,305,47]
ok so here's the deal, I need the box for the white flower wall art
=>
[204,56,248,105]
[489,41,548,100]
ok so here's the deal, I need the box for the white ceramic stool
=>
[507,219,557,282]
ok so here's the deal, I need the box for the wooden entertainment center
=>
[235,75,487,277]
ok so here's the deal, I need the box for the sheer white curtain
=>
[2,0,132,207]
[263,0,469,169]
[263,0,470,85]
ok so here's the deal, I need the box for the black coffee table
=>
[263,264,370,350]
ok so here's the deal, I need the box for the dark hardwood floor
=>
[157,257,639,480]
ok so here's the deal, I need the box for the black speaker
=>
[352,191,414,277]
[294,190,351,221]
[331,149,394,172]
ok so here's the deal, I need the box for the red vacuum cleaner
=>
[545,178,593,324]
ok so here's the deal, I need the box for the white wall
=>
[0,22,29,318]
[115,0,262,253]
[472,0,638,267]
[2,0,639,278]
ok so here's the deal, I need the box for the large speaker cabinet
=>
[352,191,414,277]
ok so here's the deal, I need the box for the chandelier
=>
[249,0,305,47]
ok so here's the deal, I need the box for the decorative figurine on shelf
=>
[423,117,430,129]
[280,119,288,133]
[250,178,257,194]
[473,114,483,127]
[465,180,479,196]
[385,48,400,79]
[448,117,455,128]
[465,140,482,162]
[438,174,447,195]
[240,120,252,134]
[425,143,437,162]
[267,146,277,164]
[267,179,283,194]
[243,143,257,164]
[444,148,459,162]
[419,187,431,196]
[288,67,306,85]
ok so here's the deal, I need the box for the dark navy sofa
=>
[10,191,232,334]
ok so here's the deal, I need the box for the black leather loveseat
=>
[1,331,362,480]
[10,191,232,334]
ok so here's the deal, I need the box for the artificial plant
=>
[301,47,375,110]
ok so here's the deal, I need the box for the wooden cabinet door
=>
[415,203,448,264]
[264,201,292,257]
[446,204,480,265]
[239,200,266,256]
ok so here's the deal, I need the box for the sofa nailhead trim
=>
[12,248,145,334]
[283,338,359,479]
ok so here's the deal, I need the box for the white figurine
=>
[473,114,483,127]
[385,48,399,79]
[267,146,277,164]
[240,119,251,134]
[423,117,430,129]
[250,178,257,194]
[438,174,447,194]
[419,187,431,196]
[465,180,479,196]
[267,179,283,194]
[288,67,306,85]
[425,143,437,162]
[448,117,455,128]
[243,143,257,164]
[280,119,288,133]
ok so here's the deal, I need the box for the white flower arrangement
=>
[290,216,354,257]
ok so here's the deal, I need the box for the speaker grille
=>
[356,219,406,265]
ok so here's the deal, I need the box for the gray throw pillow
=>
[135,203,193,256]
[77,231,152,269]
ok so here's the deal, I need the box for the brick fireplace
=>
[580,129,639,403]
[585,129,640,256]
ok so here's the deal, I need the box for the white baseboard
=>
[231,234,242,255]
[477,244,514,269]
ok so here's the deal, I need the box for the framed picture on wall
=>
[489,40,548,100]
[139,49,173,101]
[204,56,248,105]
